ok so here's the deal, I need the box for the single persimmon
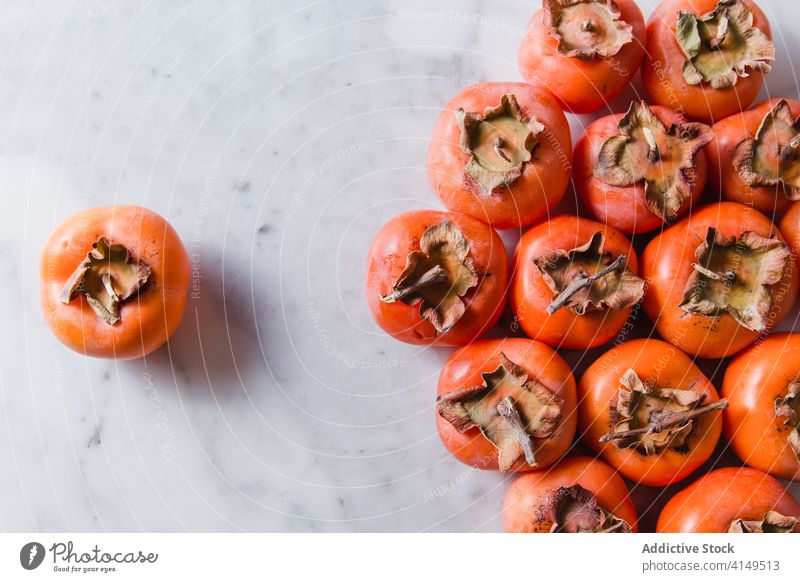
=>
[510,214,644,350]
[574,101,712,234]
[708,98,800,214]
[641,202,798,359]
[518,0,647,114]
[578,338,725,486]
[427,82,571,229]
[40,206,190,359]
[657,467,800,533]
[722,333,800,481]
[436,338,576,472]
[642,0,774,123]
[365,210,508,346]
[503,456,638,532]
[780,201,800,259]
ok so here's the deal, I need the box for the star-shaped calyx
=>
[600,369,728,456]
[455,94,545,197]
[733,100,800,201]
[775,381,800,462]
[380,220,478,334]
[676,0,774,89]
[534,231,644,316]
[437,353,563,472]
[58,237,151,326]
[728,511,799,533]
[679,227,790,332]
[548,485,632,533]
[595,101,713,223]
[544,0,634,60]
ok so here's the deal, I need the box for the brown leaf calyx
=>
[728,511,799,533]
[380,220,479,334]
[58,237,151,326]
[600,369,728,455]
[775,380,800,462]
[549,485,632,533]
[679,227,790,332]
[454,94,545,196]
[534,231,644,316]
[436,353,563,472]
[594,101,713,222]
[676,0,774,89]
[543,0,634,60]
[733,100,800,201]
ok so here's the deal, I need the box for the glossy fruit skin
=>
[579,339,723,486]
[780,202,800,258]
[436,338,576,472]
[642,0,772,123]
[641,202,799,359]
[40,206,190,360]
[517,0,647,114]
[365,210,508,346]
[503,456,639,532]
[427,82,572,229]
[657,467,800,532]
[722,333,800,481]
[708,99,800,214]
[510,215,639,350]
[574,105,709,234]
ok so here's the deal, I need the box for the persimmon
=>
[642,0,774,123]
[427,82,571,229]
[708,99,800,214]
[657,467,800,533]
[517,0,646,114]
[436,338,576,472]
[722,333,800,481]
[574,101,712,234]
[503,456,638,532]
[40,206,190,359]
[641,202,798,359]
[578,338,725,486]
[510,214,644,350]
[365,210,508,345]
[779,201,800,258]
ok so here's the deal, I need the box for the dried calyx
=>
[595,101,713,223]
[775,380,800,461]
[728,511,799,533]
[437,353,563,472]
[543,0,633,60]
[455,94,545,196]
[733,100,800,201]
[679,227,790,332]
[600,369,728,455]
[676,0,774,89]
[548,485,632,533]
[58,237,151,326]
[380,220,478,334]
[534,231,644,316]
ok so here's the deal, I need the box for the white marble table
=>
[0,0,798,532]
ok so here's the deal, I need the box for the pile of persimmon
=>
[366,0,800,535]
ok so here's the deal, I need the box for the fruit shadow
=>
[131,250,265,401]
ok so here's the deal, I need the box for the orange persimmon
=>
[427,82,571,229]
[436,338,576,472]
[657,467,800,532]
[40,206,190,359]
[578,338,725,486]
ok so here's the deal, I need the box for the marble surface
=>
[1,0,798,532]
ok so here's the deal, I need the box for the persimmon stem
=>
[101,273,120,303]
[581,19,595,32]
[496,397,537,467]
[643,127,660,162]
[781,134,800,160]
[599,398,728,443]
[546,255,627,315]
[492,135,511,163]
[380,265,447,303]
[692,262,735,283]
